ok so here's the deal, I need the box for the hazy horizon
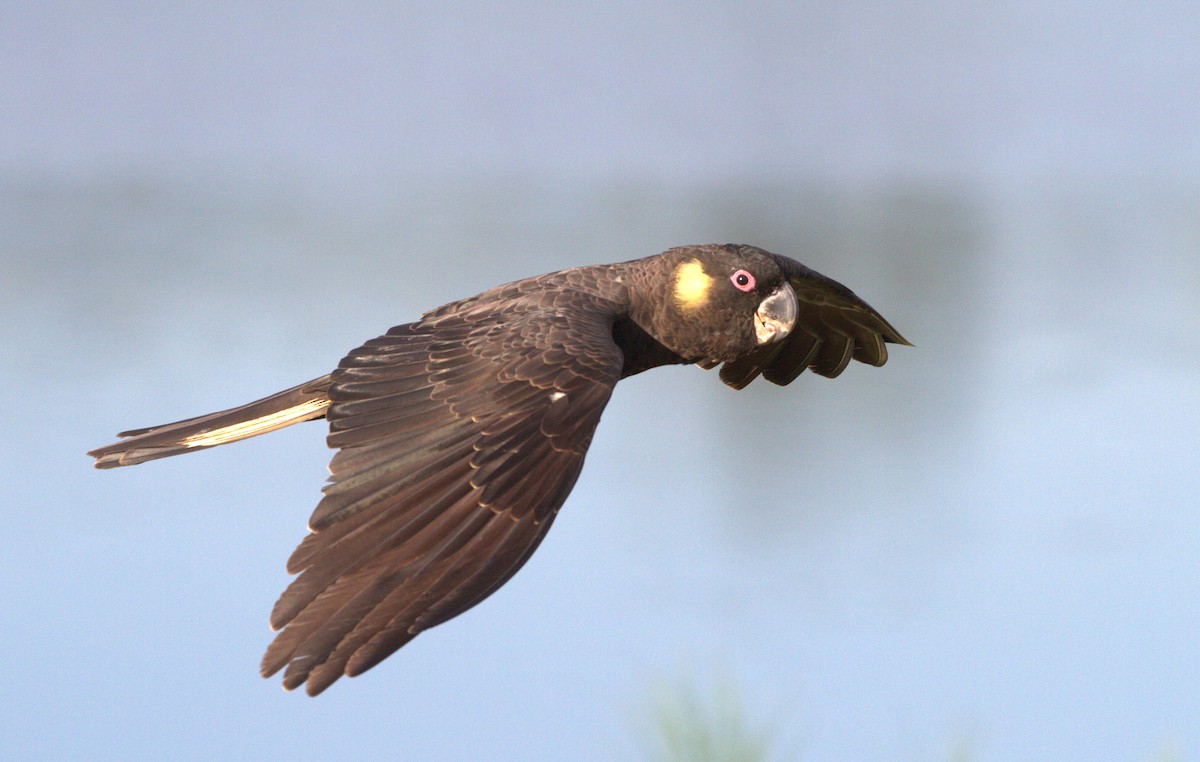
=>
[4,3,1198,760]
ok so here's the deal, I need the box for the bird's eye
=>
[730,269,755,292]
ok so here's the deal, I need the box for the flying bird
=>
[89,243,909,695]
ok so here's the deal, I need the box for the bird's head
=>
[638,244,799,364]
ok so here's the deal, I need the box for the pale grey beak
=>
[754,283,798,345]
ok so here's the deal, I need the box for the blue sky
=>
[3,3,1199,760]
[4,2,1197,182]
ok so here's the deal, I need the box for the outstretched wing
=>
[718,254,911,389]
[262,293,623,695]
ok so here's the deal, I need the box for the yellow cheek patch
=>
[673,259,713,310]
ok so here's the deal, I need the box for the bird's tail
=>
[88,375,334,469]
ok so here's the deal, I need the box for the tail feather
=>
[89,375,334,469]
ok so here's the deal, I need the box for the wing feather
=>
[261,288,622,694]
[317,516,533,692]
[760,329,823,386]
[273,491,494,690]
[717,254,910,388]
[271,466,477,629]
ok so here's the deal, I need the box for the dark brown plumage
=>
[89,243,909,695]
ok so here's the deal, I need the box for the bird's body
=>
[90,244,908,695]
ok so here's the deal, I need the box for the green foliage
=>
[635,673,776,762]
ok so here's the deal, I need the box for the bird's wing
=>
[718,254,911,389]
[261,296,623,695]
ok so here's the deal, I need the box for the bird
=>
[89,243,909,695]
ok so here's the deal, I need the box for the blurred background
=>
[3,3,1198,760]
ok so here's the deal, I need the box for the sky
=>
[3,3,1199,761]
[3,1,1198,182]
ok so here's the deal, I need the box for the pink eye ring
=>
[730,269,755,292]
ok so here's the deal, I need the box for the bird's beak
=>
[754,283,798,345]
